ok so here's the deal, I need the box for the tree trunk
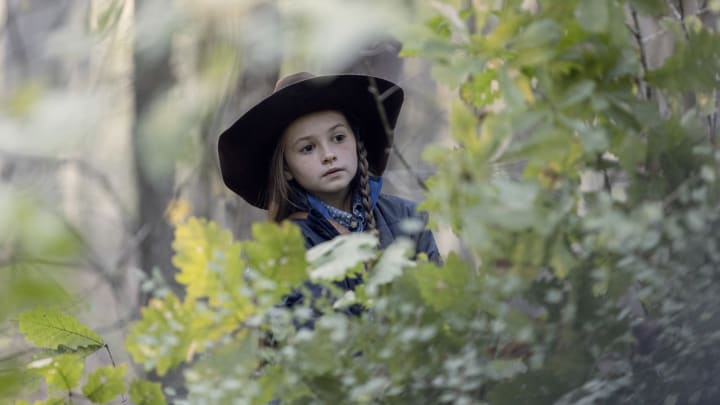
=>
[131,0,179,301]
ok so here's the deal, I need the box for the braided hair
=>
[356,139,377,231]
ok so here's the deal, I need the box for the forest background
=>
[2,0,720,404]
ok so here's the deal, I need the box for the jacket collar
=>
[305,176,383,219]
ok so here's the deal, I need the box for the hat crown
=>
[273,72,315,92]
[219,72,404,209]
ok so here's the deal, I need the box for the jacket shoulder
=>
[376,194,419,218]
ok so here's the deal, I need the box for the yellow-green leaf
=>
[82,365,126,404]
[27,354,83,392]
[129,379,167,405]
[125,294,236,376]
[17,308,103,351]
[245,221,308,287]
[172,217,248,312]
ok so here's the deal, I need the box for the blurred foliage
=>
[4,0,720,404]
[10,310,165,404]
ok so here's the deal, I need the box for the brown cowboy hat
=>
[217,72,404,209]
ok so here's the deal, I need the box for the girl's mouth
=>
[322,168,344,177]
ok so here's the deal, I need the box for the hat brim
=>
[218,74,404,209]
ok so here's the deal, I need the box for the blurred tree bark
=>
[3,0,74,88]
[131,1,283,398]
[132,0,178,302]
[194,2,282,240]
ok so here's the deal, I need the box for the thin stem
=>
[104,344,116,367]
[630,7,652,100]
[366,76,428,191]
[665,0,690,38]
[104,344,128,404]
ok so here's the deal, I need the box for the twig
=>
[639,5,710,43]
[712,90,719,146]
[112,223,151,270]
[104,343,128,404]
[629,7,652,100]
[0,149,133,232]
[665,0,690,38]
[366,76,428,191]
[4,2,30,72]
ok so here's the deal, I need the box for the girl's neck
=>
[314,188,352,212]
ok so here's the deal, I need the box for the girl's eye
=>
[333,133,346,142]
[300,144,314,154]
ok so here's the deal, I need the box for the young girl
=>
[217,72,440,312]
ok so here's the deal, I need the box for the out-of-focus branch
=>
[366,76,428,191]
[629,7,652,101]
[665,0,690,38]
[4,3,30,72]
[0,149,133,232]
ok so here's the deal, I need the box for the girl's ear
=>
[283,168,293,181]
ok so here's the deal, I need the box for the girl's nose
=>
[322,150,337,164]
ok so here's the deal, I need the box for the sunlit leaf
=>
[126,292,238,376]
[367,237,416,293]
[172,217,249,312]
[28,354,84,393]
[17,308,103,351]
[129,379,167,405]
[245,221,308,290]
[307,233,378,281]
[82,365,126,404]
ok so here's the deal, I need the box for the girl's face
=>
[282,110,358,209]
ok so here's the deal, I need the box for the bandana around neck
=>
[305,176,383,232]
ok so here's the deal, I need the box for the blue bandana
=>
[305,176,383,232]
[319,191,366,231]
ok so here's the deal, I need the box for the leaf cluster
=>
[11,308,166,404]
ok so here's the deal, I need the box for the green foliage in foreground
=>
[11,310,166,404]
[7,0,720,403]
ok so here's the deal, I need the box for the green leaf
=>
[0,269,70,323]
[27,354,84,392]
[172,217,247,309]
[0,367,28,400]
[648,28,720,92]
[245,221,308,291]
[498,69,526,110]
[460,69,500,110]
[558,80,595,109]
[82,365,126,404]
[575,0,608,33]
[414,254,475,315]
[512,19,561,66]
[129,379,167,405]
[17,308,103,351]
[125,293,234,376]
[307,233,378,281]
[367,237,416,293]
[579,127,609,154]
